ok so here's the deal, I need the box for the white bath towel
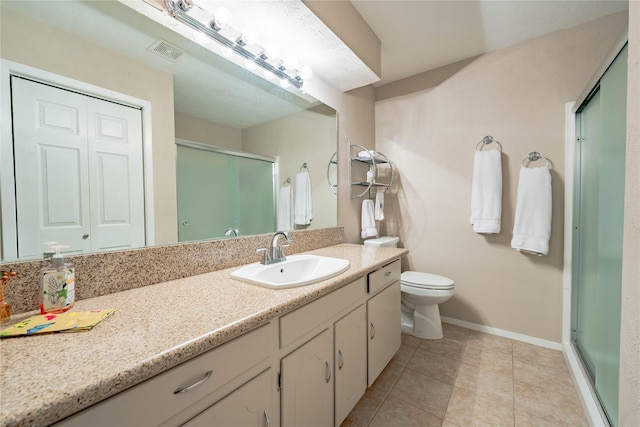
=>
[361,199,377,239]
[294,171,313,225]
[470,150,502,234]
[277,186,293,231]
[375,191,385,221]
[511,166,552,256]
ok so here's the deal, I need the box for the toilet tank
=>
[363,236,399,248]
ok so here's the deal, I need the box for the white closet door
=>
[12,77,91,257]
[87,98,144,251]
[11,77,145,257]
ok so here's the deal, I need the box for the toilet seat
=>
[401,271,454,290]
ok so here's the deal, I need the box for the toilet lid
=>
[401,271,454,290]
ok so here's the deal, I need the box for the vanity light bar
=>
[165,0,306,89]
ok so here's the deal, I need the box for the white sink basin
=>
[230,254,350,289]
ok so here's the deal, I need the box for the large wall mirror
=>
[0,0,337,261]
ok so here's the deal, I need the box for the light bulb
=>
[299,65,313,80]
[213,7,232,30]
[193,29,209,44]
[238,27,258,46]
[279,78,290,89]
[262,44,280,61]
[262,69,275,80]
[221,46,233,58]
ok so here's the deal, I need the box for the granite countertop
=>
[0,243,407,427]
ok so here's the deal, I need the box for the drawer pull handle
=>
[173,370,213,394]
[264,410,271,427]
[385,271,392,277]
[325,361,331,383]
[370,323,375,340]
[338,349,344,370]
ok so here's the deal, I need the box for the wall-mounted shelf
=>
[349,143,394,199]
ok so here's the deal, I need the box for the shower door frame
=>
[562,30,628,427]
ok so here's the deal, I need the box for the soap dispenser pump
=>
[40,245,75,314]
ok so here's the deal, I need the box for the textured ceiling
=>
[351,0,629,86]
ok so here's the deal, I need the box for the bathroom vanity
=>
[0,243,406,427]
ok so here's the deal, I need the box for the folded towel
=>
[361,199,377,239]
[511,166,552,256]
[470,150,502,234]
[277,186,293,231]
[357,150,386,162]
[294,171,313,225]
[375,190,385,221]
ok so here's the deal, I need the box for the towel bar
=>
[521,151,551,168]
[475,135,502,152]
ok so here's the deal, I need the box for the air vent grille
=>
[148,39,185,62]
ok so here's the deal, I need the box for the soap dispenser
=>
[43,241,57,259]
[40,245,75,314]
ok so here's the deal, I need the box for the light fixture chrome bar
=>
[165,0,304,89]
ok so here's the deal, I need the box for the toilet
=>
[364,237,455,339]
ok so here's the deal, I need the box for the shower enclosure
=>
[571,44,627,427]
[176,141,276,242]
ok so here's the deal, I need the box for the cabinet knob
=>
[82,234,89,239]
[173,370,213,394]
[325,361,331,383]
[264,410,271,427]
[338,349,344,370]
[370,323,376,340]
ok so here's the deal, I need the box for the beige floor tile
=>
[418,337,466,360]
[390,369,453,418]
[513,341,563,365]
[466,330,514,354]
[406,347,460,385]
[441,420,462,427]
[514,380,588,426]
[462,342,513,376]
[455,361,514,407]
[340,415,364,427]
[401,332,422,349]
[442,323,471,342]
[368,362,404,401]
[369,395,443,427]
[391,341,419,368]
[513,358,576,396]
[515,409,584,427]
[345,392,382,427]
[444,386,514,427]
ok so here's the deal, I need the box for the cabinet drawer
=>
[56,322,275,427]
[280,277,365,348]
[368,259,400,295]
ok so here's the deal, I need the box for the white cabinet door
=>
[182,369,275,427]
[334,304,366,426]
[367,281,401,387]
[281,329,333,427]
[11,76,144,257]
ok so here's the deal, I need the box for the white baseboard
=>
[441,316,563,350]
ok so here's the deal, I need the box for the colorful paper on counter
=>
[0,309,115,337]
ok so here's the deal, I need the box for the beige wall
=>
[619,2,640,425]
[243,109,338,230]
[174,112,242,150]
[0,7,178,245]
[374,12,628,343]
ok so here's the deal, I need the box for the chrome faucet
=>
[224,227,239,237]
[257,231,291,265]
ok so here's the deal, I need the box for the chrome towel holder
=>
[521,151,551,168]
[475,135,503,152]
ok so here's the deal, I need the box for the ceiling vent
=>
[147,39,185,62]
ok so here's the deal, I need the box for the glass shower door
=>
[572,44,627,427]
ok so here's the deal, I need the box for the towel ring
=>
[283,177,291,186]
[475,135,502,152]
[300,162,309,172]
[521,151,551,168]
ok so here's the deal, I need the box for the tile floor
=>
[342,323,588,427]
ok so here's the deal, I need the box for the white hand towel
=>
[511,166,552,256]
[277,186,293,231]
[294,171,313,225]
[375,190,385,221]
[361,199,377,239]
[470,150,502,234]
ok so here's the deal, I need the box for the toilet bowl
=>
[364,237,455,340]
